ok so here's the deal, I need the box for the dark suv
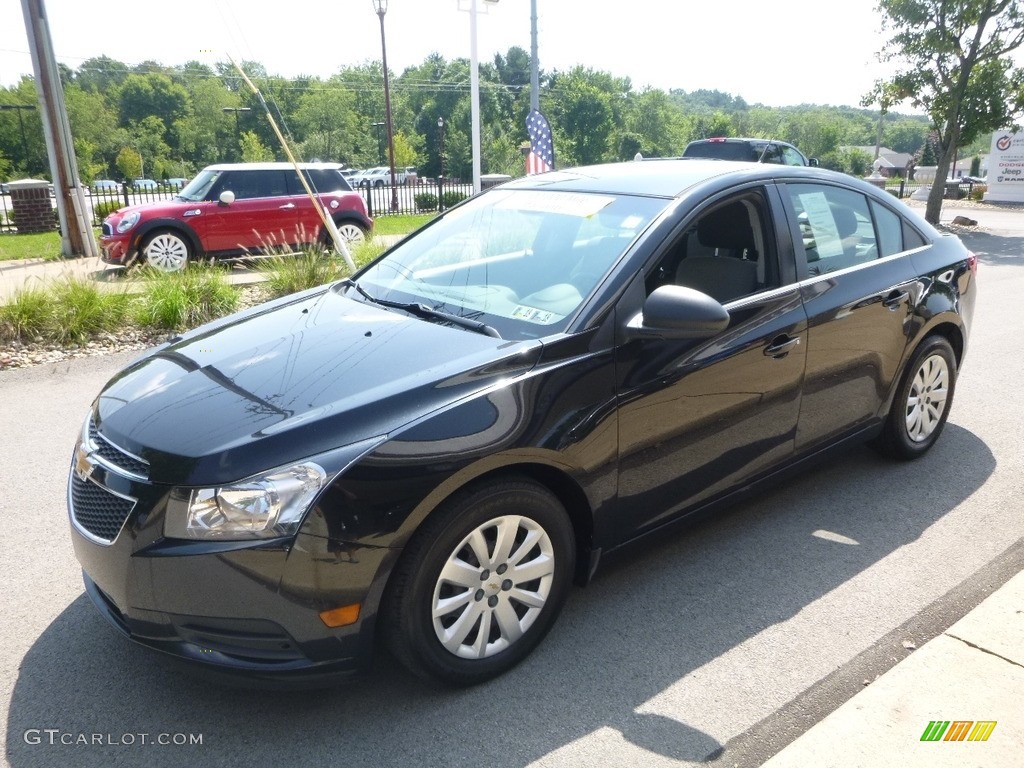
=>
[683,137,817,166]
[99,162,372,271]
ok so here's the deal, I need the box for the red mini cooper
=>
[99,162,372,271]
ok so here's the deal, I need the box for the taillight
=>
[967,252,978,276]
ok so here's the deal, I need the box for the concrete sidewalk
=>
[762,569,1023,767]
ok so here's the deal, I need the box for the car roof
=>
[688,137,798,146]
[200,162,345,172]
[499,158,837,198]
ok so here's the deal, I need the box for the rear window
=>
[683,141,758,162]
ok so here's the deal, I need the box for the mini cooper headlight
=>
[116,211,140,233]
[164,462,328,540]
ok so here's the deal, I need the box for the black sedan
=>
[68,160,977,686]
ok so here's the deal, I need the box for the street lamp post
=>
[460,0,498,194]
[222,106,252,161]
[437,116,445,211]
[372,0,399,212]
[0,104,38,170]
[372,121,386,165]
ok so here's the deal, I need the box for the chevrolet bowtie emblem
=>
[75,443,95,483]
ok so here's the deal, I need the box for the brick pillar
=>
[8,179,55,234]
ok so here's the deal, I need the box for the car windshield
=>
[177,170,222,201]
[352,188,665,339]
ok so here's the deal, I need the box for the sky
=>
[1,0,907,111]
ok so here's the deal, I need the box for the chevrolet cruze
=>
[69,160,976,686]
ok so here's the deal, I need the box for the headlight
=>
[164,462,327,540]
[116,211,140,233]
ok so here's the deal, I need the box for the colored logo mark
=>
[920,720,997,742]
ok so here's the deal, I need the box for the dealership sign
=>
[985,130,1024,202]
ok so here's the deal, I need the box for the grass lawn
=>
[372,213,435,237]
[0,231,64,262]
[0,215,433,263]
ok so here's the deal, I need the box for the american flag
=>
[525,109,554,175]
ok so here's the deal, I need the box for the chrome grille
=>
[70,474,135,543]
[88,417,149,478]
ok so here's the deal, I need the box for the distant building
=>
[843,146,916,179]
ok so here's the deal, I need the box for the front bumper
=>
[99,234,132,265]
[68,436,397,685]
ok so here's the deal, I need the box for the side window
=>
[869,200,904,257]
[781,147,805,166]
[224,170,289,200]
[761,144,785,164]
[785,184,879,275]
[648,192,778,304]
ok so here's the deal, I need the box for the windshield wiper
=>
[341,279,501,338]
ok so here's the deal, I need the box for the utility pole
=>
[20,0,97,258]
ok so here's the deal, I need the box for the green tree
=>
[239,131,274,162]
[877,0,1024,223]
[115,147,142,179]
[551,67,615,165]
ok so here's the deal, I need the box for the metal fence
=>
[877,179,987,201]
[0,179,477,235]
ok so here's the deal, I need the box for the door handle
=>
[279,203,296,209]
[764,335,801,358]
[883,290,909,310]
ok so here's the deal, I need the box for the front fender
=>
[127,218,202,263]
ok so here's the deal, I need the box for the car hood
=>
[95,285,543,485]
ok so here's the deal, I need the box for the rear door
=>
[778,182,920,451]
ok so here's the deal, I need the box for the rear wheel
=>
[141,229,192,272]
[382,479,575,686]
[870,335,957,460]
[320,220,367,253]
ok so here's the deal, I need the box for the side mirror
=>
[808,158,819,167]
[218,190,235,205]
[627,285,730,340]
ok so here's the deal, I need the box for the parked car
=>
[350,166,417,188]
[683,137,817,166]
[92,179,120,192]
[70,159,976,686]
[165,177,188,189]
[350,166,391,188]
[132,178,159,190]
[98,162,372,271]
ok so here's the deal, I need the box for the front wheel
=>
[870,335,957,460]
[382,479,575,686]
[140,229,192,272]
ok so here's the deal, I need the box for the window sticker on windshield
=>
[797,191,844,259]
[512,305,559,324]
[498,191,615,218]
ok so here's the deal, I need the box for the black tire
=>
[870,335,957,460]
[140,229,192,272]
[373,179,385,189]
[382,478,575,686]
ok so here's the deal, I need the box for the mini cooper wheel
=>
[333,220,367,245]
[383,479,575,686]
[141,229,192,272]
[871,335,957,460]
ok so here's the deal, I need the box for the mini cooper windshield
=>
[352,189,665,339]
